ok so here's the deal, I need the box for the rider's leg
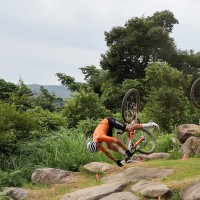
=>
[95,135,133,158]
[106,142,126,156]
[126,122,160,132]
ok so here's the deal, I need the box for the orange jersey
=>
[93,118,118,143]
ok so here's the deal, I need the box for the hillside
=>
[27,84,71,99]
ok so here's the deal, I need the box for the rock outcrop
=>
[177,124,200,143]
[3,162,200,200]
[61,181,129,200]
[180,179,200,200]
[31,168,78,184]
[131,180,172,199]
[102,166,173,183]
[181,136,200,156]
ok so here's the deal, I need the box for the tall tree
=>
[100,10,179,82]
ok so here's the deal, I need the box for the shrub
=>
[62,90,110,128]
[156,133,180,153]
[143,62,198,132]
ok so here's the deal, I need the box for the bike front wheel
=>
[190,78,200,109]
[128,128,156,154]
[121,88,140,123]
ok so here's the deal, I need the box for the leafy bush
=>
[62,90,110,128]
[156,133,181,153]
[0,103,66,153]
[0,169,25,190]
[76,118,100,137]
[143,62,198,131]
[27,107,66,134]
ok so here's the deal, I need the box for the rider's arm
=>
[98,145,117,162]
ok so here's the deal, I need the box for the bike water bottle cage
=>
[87,141,97,153]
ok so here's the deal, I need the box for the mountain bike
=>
[190,78,200,109]
[121,88,157,155]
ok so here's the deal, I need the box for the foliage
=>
[156,133,181,153]
[172,49,200,76]
[18,128,112,172]
[79,65,105,96]
[0,79,34,111]
[62,90,110,128]
[100,78,144,112]
[76,118,100,137]
[143,62,199,131]
[0,102,34,152]
[0,169,26,189]
[0,103,66,153]
[26,107,66,134]
[100,10,178,82]
[0,79,18,102]
[33,86,58,112]
[56,72,84,92]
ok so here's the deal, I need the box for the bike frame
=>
[127,130,145,151]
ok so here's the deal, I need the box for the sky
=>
[1,0,200,85]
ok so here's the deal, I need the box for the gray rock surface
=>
[138,152,170,161]
[100,191,140,200]
[180,179,200,200]
[31,168,77,184]
[181,136,200,156]
[102,166,173,183]
[83,162,115,172]
[131,180,172,198]
[177,124,200,143]
[60,181,129,200]
[2,187,29,200]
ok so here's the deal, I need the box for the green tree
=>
[175,50,200,77]
[34,86,57,112]
[0,79,18,102]
[62,90,110,128]
[143,62,198,131]
[9,79,34,111]
[56,72,84,92]
[79,65,104,96]
[100,10,178,82]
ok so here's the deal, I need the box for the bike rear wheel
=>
[121,88,140,123]
[190,78,200,109]
[128,128,156,154]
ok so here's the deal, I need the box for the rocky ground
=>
[2,152,200,200]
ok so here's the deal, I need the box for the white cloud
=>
[0,0,200,85]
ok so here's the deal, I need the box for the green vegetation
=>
[0,10,199,200]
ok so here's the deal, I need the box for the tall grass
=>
[0,125,185,189]
[19,128,113,171]
[0,127,114,188]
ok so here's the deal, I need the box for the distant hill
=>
[27,84,71,99]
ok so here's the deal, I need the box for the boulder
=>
[2,187,29,200]
[102,166,173,183]
[61,181,129,200]
[177,124,200,143]
[83,162,115,173]
[137,152,170,161]
[181,136,200,156]
[131,180,172,198]
[31,168,77,184]
[180,179,200,200]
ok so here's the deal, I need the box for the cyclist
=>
[87,117,159,167]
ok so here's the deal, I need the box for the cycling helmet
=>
[87,141,97,153]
